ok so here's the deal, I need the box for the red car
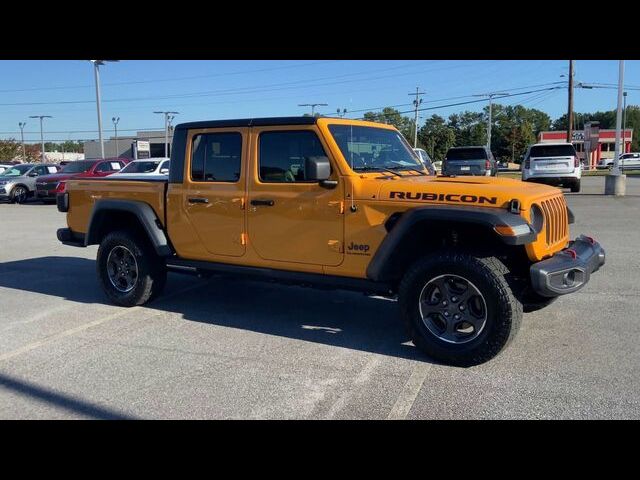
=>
[36,158,130,202]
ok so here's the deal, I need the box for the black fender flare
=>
[85,199,173,257]
[366,205,535,282]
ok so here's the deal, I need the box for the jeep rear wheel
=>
[97,230,167,307]
[399,251,522,367]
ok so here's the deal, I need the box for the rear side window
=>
[530,145,577,157]
[446,148,488,161]
[95,161,123,173]
[191,132,242,182]
[259,131,327,183]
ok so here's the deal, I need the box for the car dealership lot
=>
[0,175,639,419]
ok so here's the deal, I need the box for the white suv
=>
[522,142,581,192]
[597,152,640,171]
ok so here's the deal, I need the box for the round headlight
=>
[530,204,544,233]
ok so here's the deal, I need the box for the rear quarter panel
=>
[66,179,167,234]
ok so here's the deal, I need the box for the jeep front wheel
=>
[97,230,167,307]
[399,251,522,367]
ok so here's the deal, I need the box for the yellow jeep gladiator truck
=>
[56,117,605,366]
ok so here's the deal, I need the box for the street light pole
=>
[154,111,179,157]
[29,115,52,163]
[605,60,626,196]
[18,122,26,162]
[623,91,628,154]
[90,60,118,159]
[567,60,575,144]
[112,117,120,157]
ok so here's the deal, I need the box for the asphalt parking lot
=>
[0,175,639,419]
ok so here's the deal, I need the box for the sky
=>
[0,60,638,144]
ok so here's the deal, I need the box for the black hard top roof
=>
[174,116,321,131]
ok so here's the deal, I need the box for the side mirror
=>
[28,172,38,177]
[160,168,169,174]
[305,156,330,180]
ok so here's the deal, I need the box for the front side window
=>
[60,161,95,173]
[95,161,122,173]
[328,125,423,173]
[191,132,242,182]
[259,131,327,183]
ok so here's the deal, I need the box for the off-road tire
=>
[97,230,167,307]
[570,179,581,193]
[398,251,522,367]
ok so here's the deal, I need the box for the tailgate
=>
[530,156,574,174]
[444,159,487,175]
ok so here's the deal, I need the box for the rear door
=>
[178,128,248,258]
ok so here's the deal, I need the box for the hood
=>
[358,174,563,210]
[0,174,27,182]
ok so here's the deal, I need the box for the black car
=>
[442,146,498,177]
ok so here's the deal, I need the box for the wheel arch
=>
[86,200,173,257]
[367,205,534,284]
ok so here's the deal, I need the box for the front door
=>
[248,127,344,267]
[181,128,248,257]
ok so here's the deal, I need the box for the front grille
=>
[540,196,568,247]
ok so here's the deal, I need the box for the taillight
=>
[574,157,579,168]
[525,159,530,169]
[485,160,491,170]
[54,181,66,193]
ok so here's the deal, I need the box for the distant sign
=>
[572,131,584,141]
[133,140,150,159]
[584,122,600,152]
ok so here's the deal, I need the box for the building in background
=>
[83,130,173,160]
[538,129,633,169]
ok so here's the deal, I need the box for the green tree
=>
[418,115,456,162]
[0,139,22,161]
[363,107,416,145]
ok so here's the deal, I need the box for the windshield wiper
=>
[387,163,428,176]
[354,166,403,178]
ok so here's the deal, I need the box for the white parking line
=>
[387,362,432,420]
[0,281,207,363]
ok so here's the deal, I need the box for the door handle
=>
[188,197,209,204]
[250,199,275,207]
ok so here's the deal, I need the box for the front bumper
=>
[530,235,605,297]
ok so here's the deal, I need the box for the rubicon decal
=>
[389,191,498,205]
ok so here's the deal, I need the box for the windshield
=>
[0,164,32,176]
[446,148,488,161]
[328,125,424,173]
[530,145,576,157]
[61,161,96,173]
[120,161,160,173]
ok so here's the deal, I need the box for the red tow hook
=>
[564,248,577,259]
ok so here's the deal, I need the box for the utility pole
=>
[112,117,120,157]
[408,87,425,147]
[473,92,508,150]
[29,115,52,162]
[566,60,575,144]
[154,111,178,157]
[18,122,27,162]
[298,103,328,116]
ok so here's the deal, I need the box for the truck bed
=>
[65,178,168,235]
